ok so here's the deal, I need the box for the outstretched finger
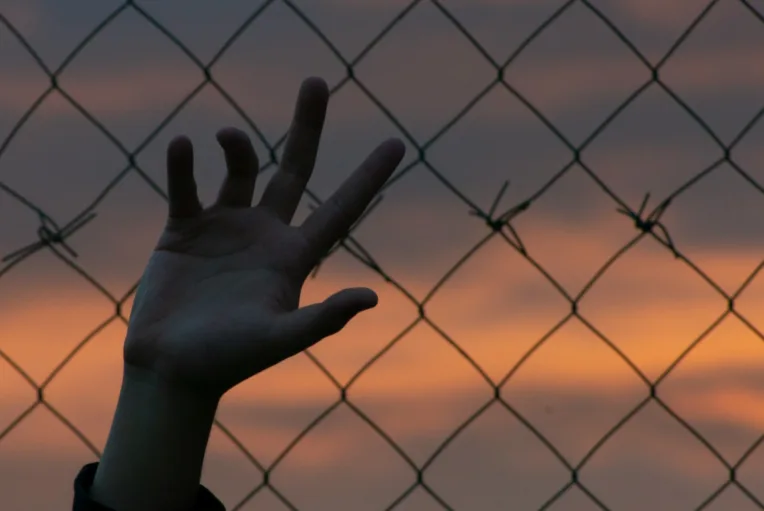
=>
[259,77,329,224]
[263,287,379,365]
[213,128,259,209]
[299,138,405,258]
[167,135,203,220]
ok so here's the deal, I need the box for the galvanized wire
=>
[2,0,764,509]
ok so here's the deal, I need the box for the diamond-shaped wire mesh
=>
[2,0,764,509]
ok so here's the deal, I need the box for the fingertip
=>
[358,287,378,309]
[386,137,406,160]
[216,127,248,148]
[304,76,329,96]
[168,135,192,155]
[335,287,378,313]
[167,135,193,173]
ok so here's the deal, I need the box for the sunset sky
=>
[3,0,764,509]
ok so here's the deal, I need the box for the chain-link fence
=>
[2,0,764,509]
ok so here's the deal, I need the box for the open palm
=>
[124,77,406,397]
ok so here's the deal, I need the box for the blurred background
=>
[2,0,764,509]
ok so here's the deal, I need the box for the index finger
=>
[299,138,405,257]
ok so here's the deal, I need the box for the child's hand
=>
[124,77,406,398]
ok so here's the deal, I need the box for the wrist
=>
[90,363,220,511]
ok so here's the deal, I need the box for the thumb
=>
[272,287,378,356]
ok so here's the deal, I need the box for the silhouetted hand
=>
[124,77,406,398]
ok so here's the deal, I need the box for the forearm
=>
[90,363,220,511]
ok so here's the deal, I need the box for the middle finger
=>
[259,77,329,224]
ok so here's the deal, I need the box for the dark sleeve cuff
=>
[73,462,226,511]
